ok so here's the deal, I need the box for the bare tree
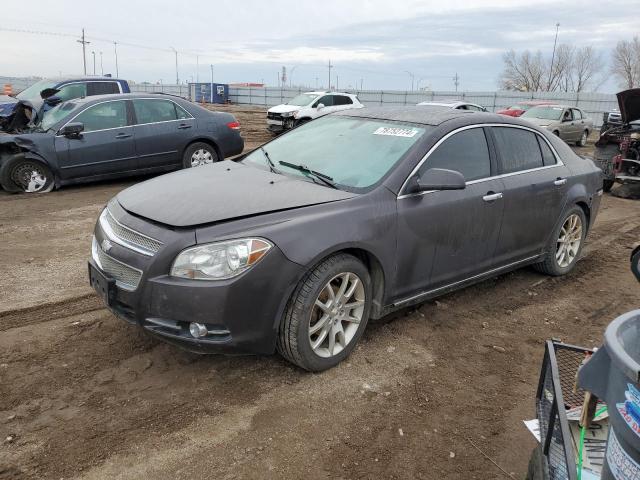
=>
[611,37,640,88]
[570,46,604,92]
[547,44,574,92]
[500,49,546,91]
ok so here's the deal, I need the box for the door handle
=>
[482,192,503,202]
[177,123,192,129]
[115,133,132,139]
[554,178,567,186]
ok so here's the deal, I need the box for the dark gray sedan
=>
[89,106,603,371]
[0,93,243,193]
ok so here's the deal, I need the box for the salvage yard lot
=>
[1,105,640,479]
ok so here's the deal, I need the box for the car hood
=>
[521,116,554,127]
[617,88,640,124]
[268,104,305,114]
[116,160,357,227]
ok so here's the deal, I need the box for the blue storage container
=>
[190,83,229,104]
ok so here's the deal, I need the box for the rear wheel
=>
[182,142,219,168]
[576,130,588,147]
[0,155,54,193]
[277,253,372,371]
[603,179,614,192]
[533,206,586,276]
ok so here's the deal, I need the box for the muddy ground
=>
[1,105,639,480]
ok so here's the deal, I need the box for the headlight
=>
[281,111,298,118]
[170,238,272,280]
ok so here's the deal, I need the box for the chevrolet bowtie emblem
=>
[101,238,113,253]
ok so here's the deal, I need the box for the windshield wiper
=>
[278,161,338,189]
[260,147,282,174]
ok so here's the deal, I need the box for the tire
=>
[294,118,311,128]
[0,155,54,193]
[553,130,560,137]
[593,143,619,182]
[576,130,588,147]
[533,206,587,276]
[603,179,614,192]
[277,253,372,372]
[182,142,219,168]
[631,247,640,282]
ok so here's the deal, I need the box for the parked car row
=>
[90,105,604,371]
[0,93,243,192]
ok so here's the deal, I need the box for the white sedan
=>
[417,100,487,112]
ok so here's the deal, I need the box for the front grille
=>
[92,237,142,291]
[267,112,283,120]
[101,209,162,256]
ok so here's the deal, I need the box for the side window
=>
[419,128,491,181]
[493,127,544,173]
[467,104,484,112]
[56,83,87,102]
[132,99,179,124]
[334,96,353,106]
[537,136,557,166]
[175,103,191,119]
[74,101,128,132]
[314,95,334,108]
[562,109,573,121]
[86,82,120,96]
[571,108,582,120]
[456,104,469,110]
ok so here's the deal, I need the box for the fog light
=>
[189,322,208,338]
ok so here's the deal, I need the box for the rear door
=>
[131,98,195,169]
[56,99,137,179]
[332,95,354,112]
[395,126,505,299]
[490,126,570,265]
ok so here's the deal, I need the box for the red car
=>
[497,101,554,117]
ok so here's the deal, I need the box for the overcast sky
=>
[1,0,637,92]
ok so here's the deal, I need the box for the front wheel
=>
[182,142,219,168]
[0,155,54,193]
[533,206,586,276]
[277,253,372,371]
[576,130,588,147]
[603,179,614,192]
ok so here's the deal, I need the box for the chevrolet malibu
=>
[89,106,603,371]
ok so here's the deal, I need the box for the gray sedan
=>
[89,106,603,371]
[521,105,593,146]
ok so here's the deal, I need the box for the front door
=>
[490,126,570,265]
[394,127,504,300]
[131,98,195,169]
[56,99,137,179]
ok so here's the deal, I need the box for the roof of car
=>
[301,91,357,96]
[62,92,184,105]
[336,105,477,125]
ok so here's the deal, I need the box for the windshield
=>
[243,116,428,190]
[16,79,58,101]
[287,94,319,107]
[508,104,533,111]
[39,101,82,130]
[522,106,563,121]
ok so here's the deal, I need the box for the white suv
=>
[267,91,363,133]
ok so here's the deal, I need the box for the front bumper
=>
[90,202,304,355]
[266,117,294,133]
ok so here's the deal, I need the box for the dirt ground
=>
[1,105,640,480]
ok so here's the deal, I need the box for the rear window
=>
[493,127,544,174]
[87,82,120,96]
[333,96,353,106]
[538,136,557,166]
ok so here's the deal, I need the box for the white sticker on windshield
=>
[373,127,418,138]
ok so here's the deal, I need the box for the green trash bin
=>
[578,309,640,480]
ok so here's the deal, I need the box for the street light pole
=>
[170,47,179,85]
[77,29,90,76]
[404,71,415,91]
[210,64,214,104]
[99,51,103,76]
[196,55,200,83]
[547,22,560,91]
[91,51,96,75]
[113,41,119,77]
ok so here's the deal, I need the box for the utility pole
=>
[196,55,199,83]
[99,51,103,76]
[360,78,363,91]
[336,75,339,90]
[547,22,560,91]
[91,51,96,75]
[327,59,332,90]
[77,29,90,75]
[113,41,119,78]
[210,64,214,103]
[289,66,297,87]
[453,72,460,92]
[405,71,415,91]
[170,47,179,85]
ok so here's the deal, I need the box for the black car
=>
[0,93,244,193]
[89,106,603,371]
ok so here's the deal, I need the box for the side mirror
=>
[60,122,84,138]
[408,168,466,193]
[44,96,62,107]
[316,103,325,110]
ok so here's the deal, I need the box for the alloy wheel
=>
[556,214,582,268]
[580,131,587,146]
[11,162,48,193]
[190,148,214,167]
[309,272,365,358]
